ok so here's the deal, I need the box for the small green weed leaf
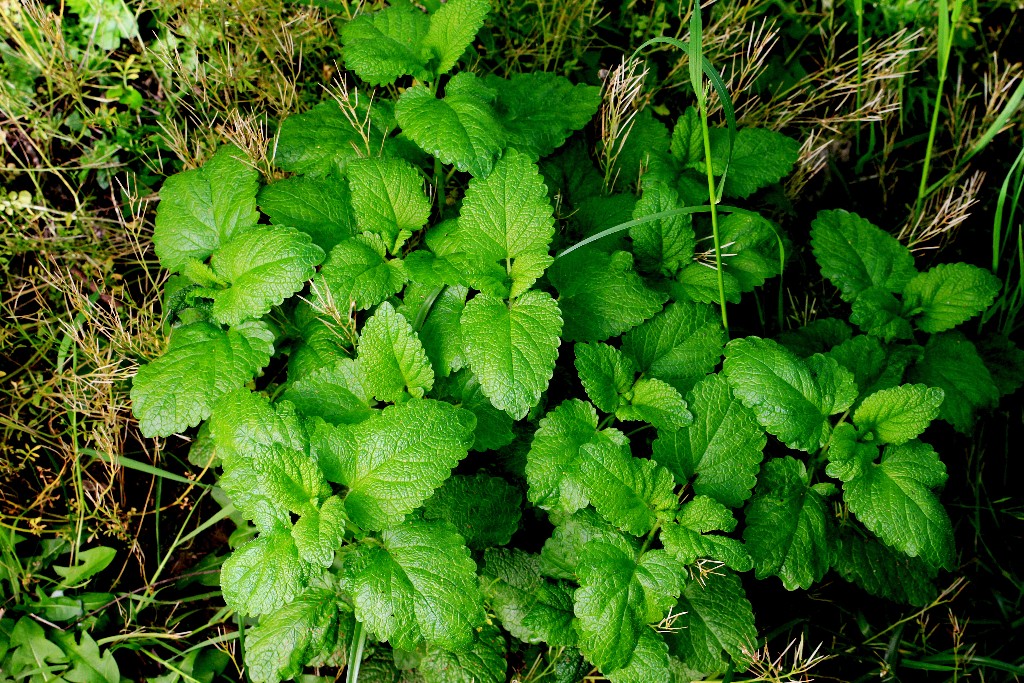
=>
[839,440,955,570]
[275,102,366,177]
[346,520,485,651]
[358,301,435,401]
[743,457,831,590]
[418,623,507,683]
[292,496,347,567]
[854,384,944,445]
[396,73,507,177]
[526,399,603,514]
[622,301,725,395]
[340,3,430,86]
[348,157,431,253]
[461,290,562,419]
[315,237,408,312]
[209,225,325,326]
[491,72,602,160]
[663,496,752,571]
[422,473,522,548]
[902,262,1001,333]
[630,180,695,276]
[651,374,765,508]
[480,548,577,646]
[281,358,373,426]
[52,547,116,588]
[666,570,756,674]
[53,630,119,683]
[832,532,938,607]
[615,377,693,431]
[244,588,340,683]
[258,176,356,252]
[221,529,310,616]
[549,250,666,342]
[131,320,274,438]
[574,342,636,414]
[422,0,490,77]
[539,509,638,580]
[153,145,259,271]
[311,399,473,531]
[718,127,800,198]
[810,210,916,301]
[909,332,999,433]
[723,338,856,451]
[604,629,672,683]
[67,0,138,51]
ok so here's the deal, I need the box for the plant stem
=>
[347,620,367,683]
[698,96,728,334]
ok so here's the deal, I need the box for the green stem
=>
[698,94,728,334]
[854,0,865,156]
[347,620,368,683]
[639,521,661,555]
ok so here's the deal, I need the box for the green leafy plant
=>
[129,1,1020,681]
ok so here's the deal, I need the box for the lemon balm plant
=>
[129,1,1019,681]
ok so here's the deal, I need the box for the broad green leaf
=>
[7,616,67,676]
[902,262,1001,333]
[490,72,602,161]
[209,225,324,326]
[526,399,603,514]
[131,320,274,438]
[53,630,119,683]
[662,496,752,571]
[838,440,954,570]
[666,571,756,674]
[539,509,638,580]
[52,547,116,589]
[258,176,356,252]
[549,250,666,342]
[422,473,522,548]
[673,262,743,305]
[358,301,434,401]
[340,3,430,86]
[481,549,577,647]
[209,388,305,466]
[718,213,783,292]
[275,102,366,177]
[909,332,999,433]
[826,334,918,401]
[630,180,695,276]
[282,358,373,426]
[743,457,831,590]
[777,318,852,357]
[723,338,857,451]
[567,194,636,255]
[311,399,473,531]
[574,342,636,414]
[605,629,672,683]
[854,384,944,445]
[348,157,431,253]
[461,290,562,419]
[419,284,469,378]
[622,301,725,395]
[346,520,485,651]
[244,588,339,683]
[670,107,703,167]
[292,496,347,567]
[221,530,311,616]
[540,141,604,206]
[651,374,765,508]
[811,210,916,301]
[315,238,408,312]
[418,623,507,683]
[396,73,507,177]
[615,377,693,431]
[719,127,800,198]
[422,0,490,77]
[849,286,914,340]
[153,145,259,271]
[832,532,938,607]
[287,302,350,381]
[605,109,670,191]
[437,369,515,452]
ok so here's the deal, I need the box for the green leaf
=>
[292,496,347,567]
[574,342,636,414]
[673,262,743,305]
[651,374,765,507]
[630,179,695,276]
[346,520,485,651]
[526,399,603,514]
[437,370,515,452]
[854,384,944,445]
[480,549,577,647]
[461,290,562,419]
[718,213,783,292]
[902,262,1001,333]
[670,107,703,168]
[720,127,800,198]
[275,102,366,177]
[908,332,999,433]
[723,338,857,451]
[606,109,670,191]
[665,571,756,674]
[743,457,831,590]
[7,616,67,677]
[221,529,311,616]
[549,250,667,342]
[849,286,914,340]
[208,225,325,326]
[615,377,693,431]
[131,320,274,438]
[282,358,373,426]
[311,399,472,531]
[153,145,259,271]
[422,473,522,549]
[243,588,339,683]
[604,629,672,683]
[838,440,955,570]
[662,496,752,571]
[419,284,469,378]
[418,623,507,683]
[422,0,490,77]
[540,141,604,207]
[777,318,852,357]
[832,531,938,607]
[491,72,602,161]
[54,630,119,683]
[348,157,431,253]
[396,73,507,177]
[67,0,138,50]
[456,148,556,295]
[358,301,435,402]
[52,547,116,589]
[315,238,408,312]
[810,210,917,301]
[826,334,918,401]
[258,176,356,252]
[539,509,638,580]
[622,301,725,395]
[341,3,430,86]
